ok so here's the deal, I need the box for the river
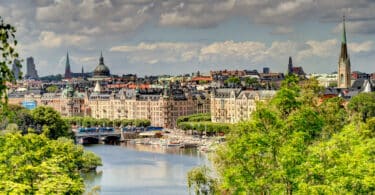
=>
[83,143,207,195]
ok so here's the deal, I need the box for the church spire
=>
[64,51,72,79]
[338,14,351,89]
[288,56,293,74]
[99,51,104,64]
[342,15,347,44]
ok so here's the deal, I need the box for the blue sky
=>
[1,0,374,76]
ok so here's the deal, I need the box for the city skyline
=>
[1,0,375,76]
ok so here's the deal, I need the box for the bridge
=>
[74,131,122,144]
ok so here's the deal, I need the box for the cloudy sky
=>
[1,0,375,76]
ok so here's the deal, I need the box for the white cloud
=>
[297,39,338,60]
[38,31,90,48]
[110,39,342,70]
[80,56,98,63]
[349,41,373,53]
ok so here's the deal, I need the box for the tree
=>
[298,122,375,194]
[318,97,348,139]
[0,17,20,105]
[200,74,375,194]
[0,133,102,194]
[347,92,375,122]
[46,85,59,93]
[187,166,218,195]
[224,76,241,87]
[31,106,72,139]
[271,74,301,118]
[244,77,260,89]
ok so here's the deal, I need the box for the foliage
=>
[187,166,218,195]
[244,77,260,89]
[177,113,211,124]
[31,106,72,139]
[0,133,102,194]
[0,17,20,105]
[298,122,375,194]
[271,74,301,118]
[178,121,231,133]
[199,76,375,194]
[45,85,59,93]
[224,76,240,87]
[39,74,63,82]
[63,116,151,128]
[81,150,103,172]
[347,92,375,122]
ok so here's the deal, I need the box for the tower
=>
[288,56,293,74]
[64,52,72,79]
[338,15,351,89]
[12,59,21,80]
[25,57,38,79]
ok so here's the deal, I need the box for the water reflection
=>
[83,143,206,195]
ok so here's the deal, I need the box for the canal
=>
[83,143,207,195]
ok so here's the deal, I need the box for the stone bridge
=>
[75,131,122,144]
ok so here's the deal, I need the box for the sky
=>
[1,0,375,77]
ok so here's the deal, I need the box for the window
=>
[340,74,344,83]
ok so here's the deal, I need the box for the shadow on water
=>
[82,171,103,195]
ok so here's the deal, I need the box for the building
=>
[25,57,38,79]
[11,59,21,80]
[211,89,276,123]
[308,73,338,87]
[93,52,110,78]
[352,71,370,80]
[87,85,210,128]
[338,16,351,89]
[64,52,72,79]
[287,56,305,77]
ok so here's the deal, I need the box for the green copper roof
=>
[342,15,347,44]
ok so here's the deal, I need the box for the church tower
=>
[64,52,72,79]
[288,56,293,74]
[338,15,351,88]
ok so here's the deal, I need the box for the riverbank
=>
[128,129,225,153]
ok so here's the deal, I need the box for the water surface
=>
[84,144,206,195]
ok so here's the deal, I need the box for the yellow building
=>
[87,88,210,128]
[211,89,276,123]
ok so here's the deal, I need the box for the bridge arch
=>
[102,135,120,144]
[80,137,99,144]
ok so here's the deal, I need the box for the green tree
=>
[298,122,375,194]
[46,85,59,93]
[319,97,348,138]
[31,106,72,139]
[347,92,375,122]
[0,133,102,194]
[224,76,240,87]
[0,17,20,105]
[187,166,218,195]
[271,74,301,118]
[203,74,374,194]
[244,77,260,89]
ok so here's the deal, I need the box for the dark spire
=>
[342,15,347,44]
[99,51,104,65]
[65,51,72,79]
[288,56,293,74]
[340,15,349,60]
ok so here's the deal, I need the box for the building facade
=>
[211,89,276,123]
[25,57,38,79]
[87,88,210,128]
